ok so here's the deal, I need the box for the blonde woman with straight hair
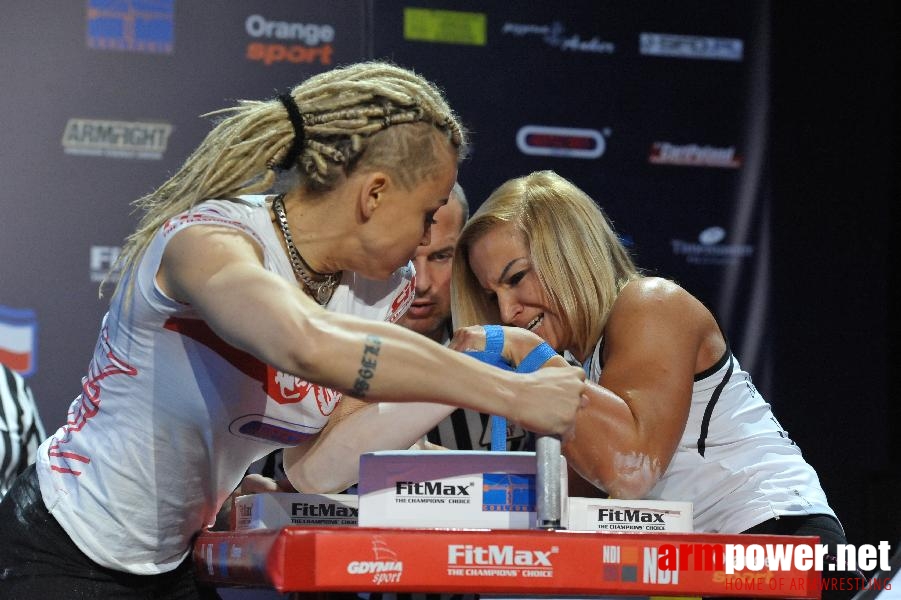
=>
[0,65,587,599]
[451,171,861,596]
[452,170,640,362]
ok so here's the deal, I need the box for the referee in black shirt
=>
[396,184,531,454]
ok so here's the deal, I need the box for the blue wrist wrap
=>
[515,342,558,373]
[470,326,511,451]
[490,415,507,452]
[483,324,505,354]
[463,325,513,371]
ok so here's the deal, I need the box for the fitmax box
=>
[358,450,567,529]
[567,497,693,532]
[233,492,358,530]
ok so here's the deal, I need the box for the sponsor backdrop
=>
[0,0,894,574]
[0,0,366,396]
[370,0,771,375]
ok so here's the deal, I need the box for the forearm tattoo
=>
[352,334,381,397]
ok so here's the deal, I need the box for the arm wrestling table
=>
[194,526,821,598]
[194,438,821,598]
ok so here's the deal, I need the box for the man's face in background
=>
[397,194,465,343]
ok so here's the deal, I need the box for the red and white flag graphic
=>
[0,305,37,375]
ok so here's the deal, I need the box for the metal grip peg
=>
[535,434,562,529]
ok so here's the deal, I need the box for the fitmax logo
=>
[291,502,357,518]
[448,544,558,566]
[599,508,665,523]
[396,481,473,496]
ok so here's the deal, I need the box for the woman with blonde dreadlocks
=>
[0,62,587,599]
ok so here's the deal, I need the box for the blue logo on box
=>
[482,473,535,512]
[87,0,174,54]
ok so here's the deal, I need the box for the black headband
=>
[277,93,305,170]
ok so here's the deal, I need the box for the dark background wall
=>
[769,0,898,549]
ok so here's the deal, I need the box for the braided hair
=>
[109,61,468,299]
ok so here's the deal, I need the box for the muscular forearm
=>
[190,264,516,419]
[182,257,580,438]
[277,310,529,422]
[284,399,455,493]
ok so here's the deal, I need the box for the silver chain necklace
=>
[271,194,341,305]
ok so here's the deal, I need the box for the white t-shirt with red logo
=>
[36,196,414,575]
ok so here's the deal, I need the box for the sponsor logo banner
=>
[483,473,535,512]
[346,537,404,585]
[650,142,742,168]
[195,528,837,595]
[603,544,641,583]
[404,8,486,46]
[86,0,174,54]
[517,125,608,159]
[640,32,743,62]
[672,227,754,266]
[446,543,558,578]
[394,479,476,506]
[62,119,173,160]
[245,13,335,66]
[502,21,615,54]
[0,305,38,376]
